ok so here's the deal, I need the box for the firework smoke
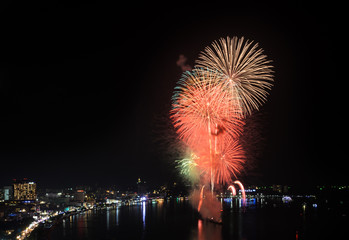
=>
[176,54,192,72]
[190,187,222,223]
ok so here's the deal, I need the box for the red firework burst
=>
[171,68,245,187]
[171,69,244,149]
[197,134,245,185]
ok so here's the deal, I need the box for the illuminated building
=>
[74,190,85,203]
[13,179,37,201]
[272,185,282,193]
[3,186,13,201]
[137,178,147,195]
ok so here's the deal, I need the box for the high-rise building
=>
[137,177,147,195]
[13,179,37,201]
[74,190,85,203]
[3,186,13,201]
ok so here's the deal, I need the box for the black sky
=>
[0,3,342,189]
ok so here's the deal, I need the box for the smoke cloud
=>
[189,187,222,223]
[176,54,192,72]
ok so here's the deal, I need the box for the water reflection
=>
[116,206,119,226]
[77,214,85,238]
[48,196,326,240]
[106,207,110,230]
[198,219,202,239]
[142,201,146,229]
[62,219,66,237]
[196,219,222,240]
[141,201,147,240]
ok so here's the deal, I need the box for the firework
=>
[175,151,200,183]
[171,68,245,191]
[197,185,205,212]
[196,36,274,116]
[171,68,244,149]
[198,134,245,185]
[234,180,246,206]
[228,185,236,196]
[170,36,274,220]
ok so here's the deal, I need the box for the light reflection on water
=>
[106,207,109,230]
[48,199,260,240]
[196,219,222,240]
[46,196,335,240]
[142,201,146,229]
[116,206,119,226]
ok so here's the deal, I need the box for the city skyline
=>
[0,3,342,189]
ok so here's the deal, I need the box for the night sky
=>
[0,3,342,189]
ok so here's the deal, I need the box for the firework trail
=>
[197,185,205,212]
[234,180,246,206]
[228,185,236,196]
[228,181,246,206]
[196,36,274,117]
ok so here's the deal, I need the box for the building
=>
[74,190,85,203]
[3,186,13,201]
[136,178,147,195]
[272,184,282,193]
[272,184,289,194]
[13,179,37,201]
